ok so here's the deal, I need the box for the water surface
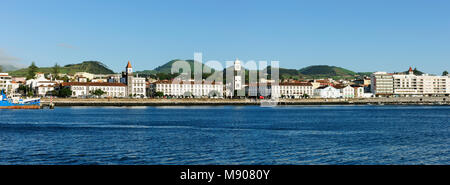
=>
[0,105,449,164]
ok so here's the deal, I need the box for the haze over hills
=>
[0,64,20,72]
[136,59,215,74]
[9,59,429,80]
[8,61,115,77]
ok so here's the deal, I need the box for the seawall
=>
[40,97,450,106]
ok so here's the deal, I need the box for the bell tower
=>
[126,61,133,96]
[126,61,133,76]
[234,59,242,90]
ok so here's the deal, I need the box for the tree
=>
[443,71,449,76]
[90,89,106,97]
[18,84,31,96]
[52,63,60,80]
[27,62,38,80]
[57,88,72,98]
[0,65,3,73]
[155,91,164,97]
[62,76,70,82]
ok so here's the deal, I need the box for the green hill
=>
[136,59,216,79]
[264,66,304,80]
[9,61,115,77]
[153,59,215,74]
[298,65,357,77]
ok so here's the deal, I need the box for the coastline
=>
[40,97,450,106]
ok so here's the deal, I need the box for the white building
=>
[0,73,13,94]
[371,67,450,97]
[26,73,58,97]
[225,59,246,97]
[371,71,394,96]
[124,61,146,98]
[351,85,365,98]
[335,85,355,98]
[62,82,127,98]
[272,82,314,98]
[314,86,341,98]
[74,72,95,80]
[152,80,223,98]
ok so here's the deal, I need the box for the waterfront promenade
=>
[41,97,450,106]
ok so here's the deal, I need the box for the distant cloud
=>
[0,49,26,68]
[58,43,76,49]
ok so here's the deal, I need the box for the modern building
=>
[371,67,450,97]
[371,72,394,96]
[61,82,127,98]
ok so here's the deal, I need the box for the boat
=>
[0,90,41,109]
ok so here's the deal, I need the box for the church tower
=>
[126,61,133,96]
[234,59,242,91]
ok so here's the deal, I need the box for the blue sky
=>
[0,0,449,74]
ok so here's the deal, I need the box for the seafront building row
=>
[1,61,449,99]
[371,67,450,97]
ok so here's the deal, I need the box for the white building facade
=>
[0,73,13,94]
[336,85,355,98]
[153,80,223,98]
[272,83,314,98]
[62,82,127,98]
[371,68,450,97]
[124,61,146,98]
[314,86,341,98]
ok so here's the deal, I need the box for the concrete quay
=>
[40,97,450,106]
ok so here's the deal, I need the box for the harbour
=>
[39,97,450,107]
[0,105,448,165]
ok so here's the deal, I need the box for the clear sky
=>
[0,0,449,74]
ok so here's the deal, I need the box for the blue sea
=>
[0,105,449,165]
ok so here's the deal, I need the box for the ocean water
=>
[0,105,449,165]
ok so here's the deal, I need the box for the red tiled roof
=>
[61,82,127,87]
[126,61,132,68]
[152,80,222,85]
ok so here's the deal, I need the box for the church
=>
[122,61,147,98]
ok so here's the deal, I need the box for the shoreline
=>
[40,97,450,106]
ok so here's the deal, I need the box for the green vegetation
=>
[136,59,215,80]
[18,84,33,97]
[9,61,115,77]
[56,88,72,98]
[155,91,164,97]
[90,89,106,97]
[442,70,448,76]
[26,62,38,80]
[298,65,357,76]
[52,63,60,79]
